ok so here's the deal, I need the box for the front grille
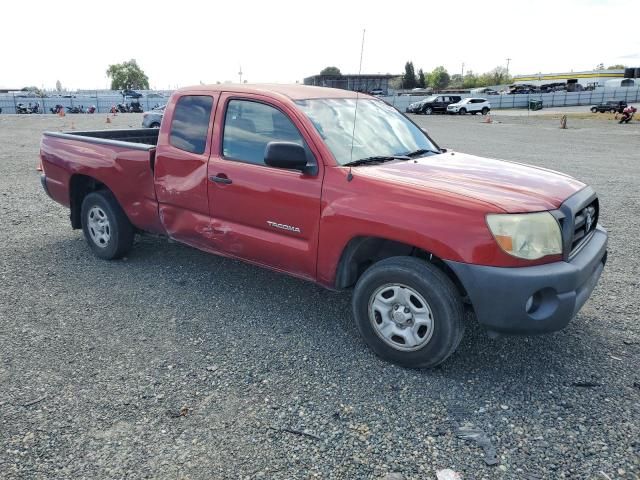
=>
[570,199,598,255]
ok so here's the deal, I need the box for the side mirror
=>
[264,142,309,172]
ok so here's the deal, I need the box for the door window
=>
[222,100,307,166]
[169,95,213,154]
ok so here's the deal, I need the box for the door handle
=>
[209,174,232,185]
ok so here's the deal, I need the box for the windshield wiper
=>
[343,155,410,167]
[401,148,440,157]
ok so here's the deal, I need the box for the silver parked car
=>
[141,104,165,128]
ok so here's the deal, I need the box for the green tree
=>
[486,66,511,86]
[389,76,404,90]
[595,63,605,71]
[428,66,450,90]
[21,86,44,97]
[320,66,342,76]
[449,74,463,88]
[607,64,625,70]
[106,59,150,90]
[403,61,417,89]
[417,69,426,88]
[462,71,478,88]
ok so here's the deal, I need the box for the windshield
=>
[295,98,437,166]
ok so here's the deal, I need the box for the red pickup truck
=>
[40,84,607,367]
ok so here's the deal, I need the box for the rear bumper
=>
[445,225,607,335]
[40,174,52,199]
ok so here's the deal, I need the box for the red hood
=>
[358,151,586,212]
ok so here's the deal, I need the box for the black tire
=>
[424,106,433,115]
[81,190,134,260]
[471,111,478,115]
[458,108,467,115]
[352,256,465,368]
[150,122,160,128]
[481,107,489,115]
[590,107,597,113]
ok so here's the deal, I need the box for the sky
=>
[1,0,639,90]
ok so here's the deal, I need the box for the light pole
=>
[506,58,511,76]
[238,66,243,84]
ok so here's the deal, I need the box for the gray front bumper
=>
[446,225,607,335]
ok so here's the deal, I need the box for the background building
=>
[512,69,635,88]
[303,74,400,94]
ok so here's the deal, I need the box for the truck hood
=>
[358,152,585,212]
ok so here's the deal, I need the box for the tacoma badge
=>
[267,221,301,233]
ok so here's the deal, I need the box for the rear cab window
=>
[169,95,214,154]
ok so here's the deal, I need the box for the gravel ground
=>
[0,112,639,480]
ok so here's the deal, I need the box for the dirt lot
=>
[0,112,639,480]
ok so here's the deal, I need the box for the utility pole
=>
[461,62,465,78]
[506,58,512,76]
[238,66,243,84]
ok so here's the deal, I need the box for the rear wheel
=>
[424,106,433,115]
[590,107,598,113]
[81,190,134,260]
[352,257,465,368]
[481,107,489,115]
[150,122,160,128]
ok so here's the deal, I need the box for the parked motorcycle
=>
[86,105,96,114]
[50,104,64,114]
[116,103,129,113]
[129,101,143,113]
[66,106,83,114]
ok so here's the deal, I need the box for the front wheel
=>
[352,257,465,368]
[458,108,467,115]
[81,190,134,260]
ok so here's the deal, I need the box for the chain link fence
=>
[384,87,640,112]
[0,91,174,114]
[1,87,639,115]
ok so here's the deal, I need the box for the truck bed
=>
[43,128,159,150]
[40,127,164,236]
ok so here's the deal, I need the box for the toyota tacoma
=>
[39,84,607,367]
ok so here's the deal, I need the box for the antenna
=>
[347,28,366,182]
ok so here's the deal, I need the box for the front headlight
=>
[486,212,562,260]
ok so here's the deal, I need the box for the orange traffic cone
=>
[58,110,65,117]
[106,116,111,124]
[483,115,492,124]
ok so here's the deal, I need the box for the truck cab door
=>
[154,93,218,249]
[206,94,323,280]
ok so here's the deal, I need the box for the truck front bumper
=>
[445,225,607,335]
